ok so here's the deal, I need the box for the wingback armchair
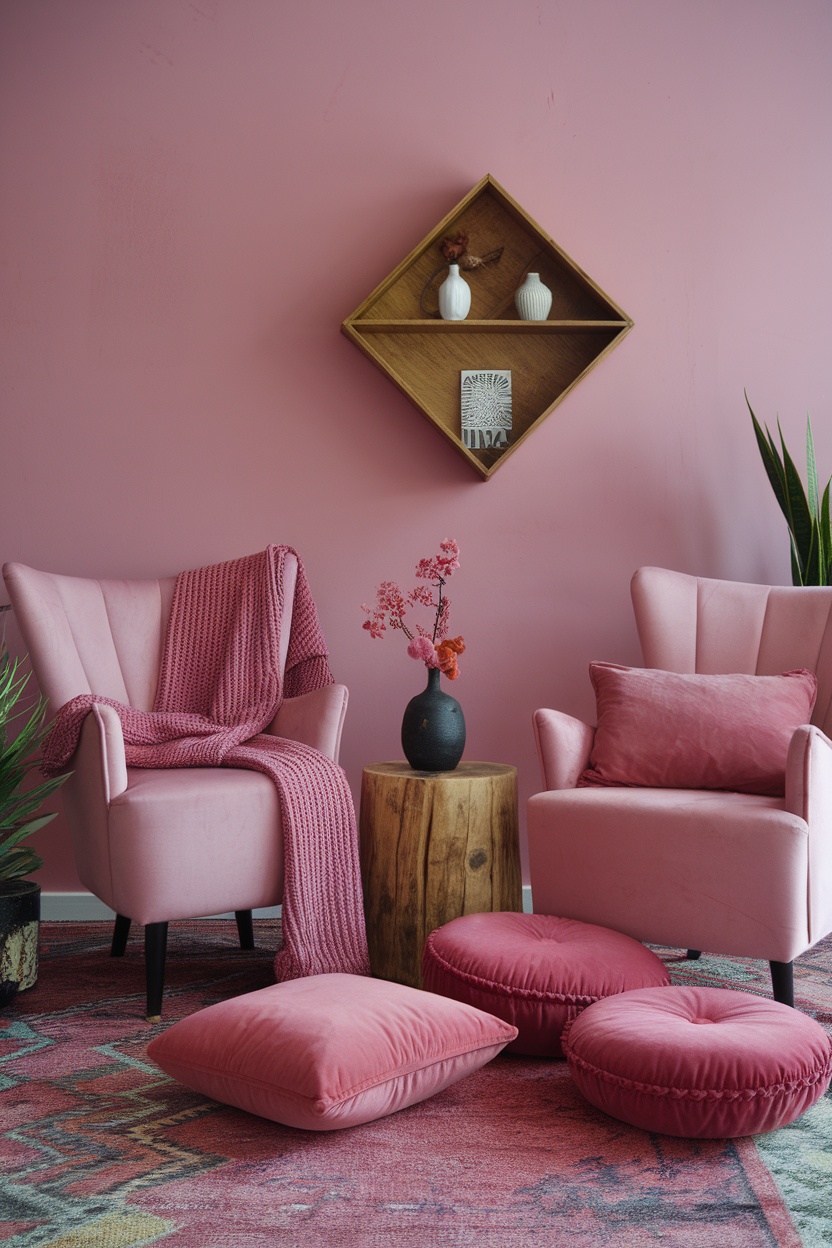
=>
[2,555,348,1019]
[527,566,832,1006]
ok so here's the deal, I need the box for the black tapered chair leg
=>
[145,921,169,1021]
[770,960,794,1007]
[235,909,255,950]
[111,913,131,957]
[686,949,702,960]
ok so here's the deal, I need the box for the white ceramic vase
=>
[438,264,471,321]
[514,272,553,321]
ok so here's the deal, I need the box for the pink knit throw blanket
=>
[42,545,370,982]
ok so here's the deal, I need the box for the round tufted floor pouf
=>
[563,985,832,1138]
[421,912,671,1057]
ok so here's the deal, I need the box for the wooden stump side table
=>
[359,761,522,988]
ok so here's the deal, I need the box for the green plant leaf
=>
[0,780,65,829]
[0,814,56,851]
[747,395,790,520]
[0,645,69,879]
[779,426,814,579]
[0,846,43,880]
[806,416,819,519]
[821,479,832,585]
[747,394,832,587]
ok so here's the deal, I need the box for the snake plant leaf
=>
[779,431,815,580]
[747,397,789,518]
[821,479,832,584]
[806,417,819,519]
[748,394,832,587]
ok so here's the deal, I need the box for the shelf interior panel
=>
[361,184,623,324]
[351,327,625,475]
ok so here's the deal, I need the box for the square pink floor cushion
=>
[147,972,517,1131]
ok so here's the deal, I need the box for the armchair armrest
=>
[785,724,832,823]
[267,684,349,764]
[532,708,595,791]
[77,702,128,801]
[58,704,127,908]
[786,723,832,945]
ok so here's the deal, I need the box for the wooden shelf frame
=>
[342,175,633,480]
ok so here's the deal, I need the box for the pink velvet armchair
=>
[527,566,832,1006]
[2,555,348,1018]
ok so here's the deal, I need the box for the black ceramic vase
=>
[401,666,466,772]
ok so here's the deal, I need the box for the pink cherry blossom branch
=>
[361,539,463,674]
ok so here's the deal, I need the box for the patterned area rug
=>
[1,922,830,1248]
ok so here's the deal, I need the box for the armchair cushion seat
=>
[422,912,670,1057]
[527,787,808,962]
[563,985,832,1138]
[104,767,283,925]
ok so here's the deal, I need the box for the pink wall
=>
[2,0,831,892]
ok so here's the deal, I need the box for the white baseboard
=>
[38,892,282,922]
[40,886,533,921]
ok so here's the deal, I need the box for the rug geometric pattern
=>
[1,922,830,1247]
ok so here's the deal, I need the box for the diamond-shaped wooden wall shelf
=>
[342,175,633,480]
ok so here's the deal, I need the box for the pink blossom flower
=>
[414,538,460,583]
[361,540,465,676]
[407,636,439,666]
[376,581,407,624]
[407,585,434,609]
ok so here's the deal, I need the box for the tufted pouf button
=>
[421,912,671,1057]
[563,985,832,1138]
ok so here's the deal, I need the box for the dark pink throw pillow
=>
[580,662,817,795]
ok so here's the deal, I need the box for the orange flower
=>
[434,635,465,679]
[441,636,465,654]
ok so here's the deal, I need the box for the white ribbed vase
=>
[438,264,471,321]
[514,273,553,321]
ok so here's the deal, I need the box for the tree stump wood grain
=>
[359,761,522,988]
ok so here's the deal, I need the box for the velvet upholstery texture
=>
[422,912,670,1057]
[581,662,817,794]
[528,567,832,979]
[147,974,518,1131]
[563,986,832,1138]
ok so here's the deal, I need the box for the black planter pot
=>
[0,879,40,1007]
[401,666,466,772]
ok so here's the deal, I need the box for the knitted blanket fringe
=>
[42,545,370,982]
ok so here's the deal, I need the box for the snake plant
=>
[0,646,67,881]
[747,393,832,587]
